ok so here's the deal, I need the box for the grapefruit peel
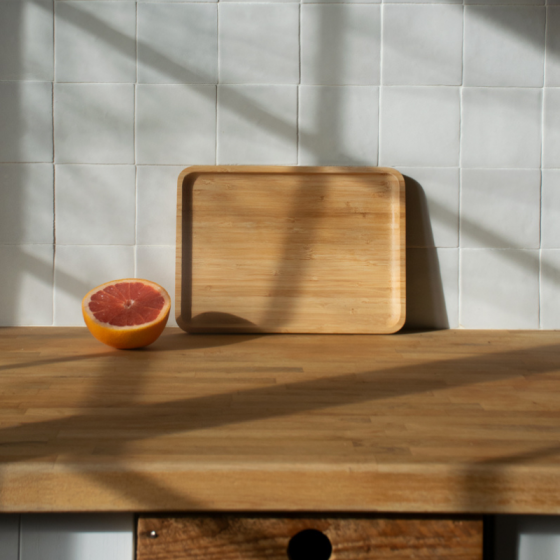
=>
[82,278,171,349]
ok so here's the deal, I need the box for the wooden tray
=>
[176,166,405,334]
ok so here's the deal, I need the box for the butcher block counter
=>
[0,327,559,516]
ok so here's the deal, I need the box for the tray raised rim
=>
[176,165,406,334]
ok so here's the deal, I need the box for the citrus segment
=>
[82,279,171,349]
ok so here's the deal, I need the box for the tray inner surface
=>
[177,168,405,333]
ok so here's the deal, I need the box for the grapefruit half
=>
[82,279,171,349]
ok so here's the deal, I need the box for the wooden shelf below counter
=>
[0,327,559,514]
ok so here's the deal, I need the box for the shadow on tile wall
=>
[403,175,449,330]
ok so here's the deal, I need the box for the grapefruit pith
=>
[82,279,171,349]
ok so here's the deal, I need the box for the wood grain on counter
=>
[0,328,559,513]
[137,516,483,560]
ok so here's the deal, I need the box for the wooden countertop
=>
[1,327,560,514]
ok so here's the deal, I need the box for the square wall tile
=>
[54,84,134,164]
[0,82,52,163]
[136,246,177,327]
[541,250,560,328]
[460,249,539,329]
[136,85,216,165]
[139,0,215,3]
[542,170,560,248]
[0,0,53,81]
[546,8,560,86]
[0,164,53,244]
[20,515,134,560]
[137,166,183,246]
[302,0,379,4]
[219,4,299,84]
[299,86,378,165]
[405,248,458,329]
[397,167,459,248]
[54,245,134,326]
[301,5,380,85]
[466,0,544,4]
[383,5,462,86]
[56,165,135,245]
[462,88,542,169]
[544,88,560,168]
[55,2,136,83]
[461,169,541,249]
[379,87,460,167]
[385,0,460,3]
[464,6,545,87]
[138,4,217,84]
[0,245,53,326]
[218,86,297,165]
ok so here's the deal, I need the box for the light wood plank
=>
[0,328,559,512]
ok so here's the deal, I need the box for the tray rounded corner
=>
[384,306,407,334]
[175,312,191,333]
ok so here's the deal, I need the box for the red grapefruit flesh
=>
[82,279,171,349]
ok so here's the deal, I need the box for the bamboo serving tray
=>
[176,166,405,334]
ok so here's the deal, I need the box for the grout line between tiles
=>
[216,2,220,164]
[297,1,301,164]
[377,2,383,165]
[2,79,555,89]
[539,7,548,327]
[52,0,57,327]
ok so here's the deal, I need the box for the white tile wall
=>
[55,165,136,245]
[219,4,299,84]
[460,249,540,329]
[20,514,134,560]
[380,87,460,167]
[136,166,183,246]
[541,250,560,329]
[0,245,54,326]
[460,169,541,249]
[542,170,560,249]
[136,84,216,164]
[383,5,462,86]
[218,85,298,164]
[55,2,136,83]
[0,82,53,163]
[54,84,134,164]
[464,6,545,87]
[546,8,560,86]
[543,88,560,168]
[301,5,380,86]
[299,86,378,165]
[1,0,559,331]
[0,164,53,244]
[461,88,542,169]
[0,0,53,81]
[137,4,217,84]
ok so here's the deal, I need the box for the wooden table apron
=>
[0,328,559,514]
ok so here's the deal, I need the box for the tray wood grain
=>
[176,166,405,334]
[137,516,483,560]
